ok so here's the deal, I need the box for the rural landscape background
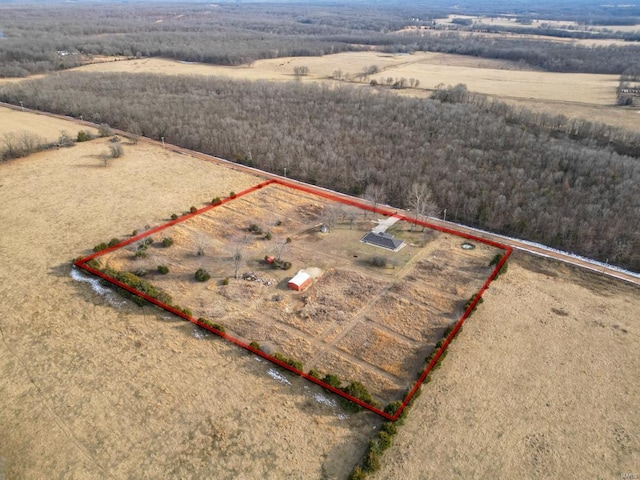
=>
[0,0,638,478]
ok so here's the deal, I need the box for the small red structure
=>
[264,255,275,265]
[288,271,312,291]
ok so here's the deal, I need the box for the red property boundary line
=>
[74,178,512,421]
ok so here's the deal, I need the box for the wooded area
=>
[2,73,637,270]
[0,2,639,77]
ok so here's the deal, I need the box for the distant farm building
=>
[288,271,312,291]
[361,232,406,252]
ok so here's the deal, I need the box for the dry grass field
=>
[0,106,98,143]
[74,53,619,104]
[373,253,640,480]
[1,110,638,479]
[93,183,501,406]
[69,52,639,132]
[0,118,377,479]
[400,25,637,48]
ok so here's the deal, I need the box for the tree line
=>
[378,32,640,75]
[1,72,637,271]
[431,84,640,158]
[0,2,639,77]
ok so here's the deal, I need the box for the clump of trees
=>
[0,131,48,162]
[102,267,173,307]
[197,317,225,333]
[2,73,638,270]
[293,65,309,77]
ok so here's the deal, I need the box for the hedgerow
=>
[272,352,303,371]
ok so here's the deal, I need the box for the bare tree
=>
[104,142,124,166]
[347,210,357,230]
[58,130,74,147]
[98,123,113,137]
[364,183,386,216]
[409,182,437,231]
[231,235,249,279]
[109,143,124,158]
[274,236,290,262]
[358,64,379,82]
[2,133,18,158]
[321,205,342,233]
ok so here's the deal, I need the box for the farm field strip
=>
[69,53,620,106]
[75,179,511,420]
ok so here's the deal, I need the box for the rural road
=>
[5,102,639,286]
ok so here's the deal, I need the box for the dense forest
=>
[2,73,637,270]
[1,2,639,77]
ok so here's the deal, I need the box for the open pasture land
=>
[74,53,619,105]
[0,105,98,143]
[1,108,638,478]
[0,133,381,479]
[88,181,504,408]
[70,52,636,131]
[373,253,640,480]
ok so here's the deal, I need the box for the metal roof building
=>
[288,271,312,291]
[361,232,406,252]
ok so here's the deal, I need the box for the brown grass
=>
[1,91,638,480]
[0,106,98,143]
[0,116,375,479]
[65,51,638,132]
[95,182,498,406]
[373,253,640,479]
[71,53,618,104]
[432,14,640,35]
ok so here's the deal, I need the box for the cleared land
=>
[0,106,98,142]
[0,128,376,479]
[73,53,619,104]
[373,253,640,480]
[94,182,501,406]
[69,52,638,132]
[1,110,638,478]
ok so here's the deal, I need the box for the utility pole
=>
[443,208,447,222]
[161,136,165,149]
[284,167,287,178]
[19,101,24,112]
